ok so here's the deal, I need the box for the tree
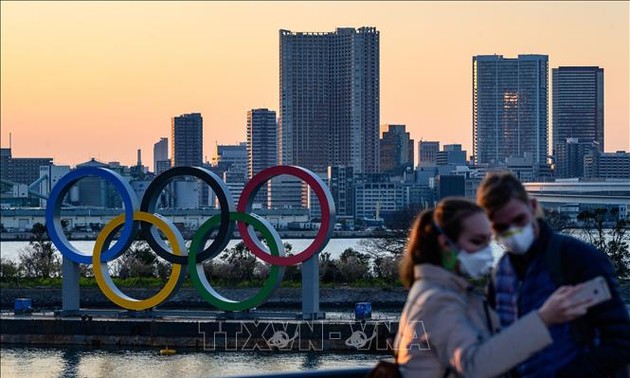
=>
[19,223,61,278]
[0,258,20,281]
[337,248,370,282]
[202,242,295,285]
[219,241,260,282]
[577,208,629,278]
[116,241,170,279]
[318,251,340,283]
[543,207,575,234]
[373,254,401,283]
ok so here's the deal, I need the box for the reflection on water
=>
[1,346,384,378]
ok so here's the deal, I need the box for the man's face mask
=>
[497,223,535,255]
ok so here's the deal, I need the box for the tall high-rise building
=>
[247,108,277,178]
[279,27,380,174]
[418,141,440,167]
[552,66,604,158]
[380,124,414,175]
[472,55,549,168]
[153,137,169,173]
[171,113,203,167]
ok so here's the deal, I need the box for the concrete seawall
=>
[1,315,401,352]
[1,287,407,350]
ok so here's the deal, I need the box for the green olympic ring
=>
[188,212,285,312]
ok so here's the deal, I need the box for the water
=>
[3,230,614,264]
[0,239,365,263]
[0,345,386,377]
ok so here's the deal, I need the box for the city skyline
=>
[1,2,628,167]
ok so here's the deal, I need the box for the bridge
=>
[524,181,630,216]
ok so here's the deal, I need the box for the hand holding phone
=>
[539,276,612,326]
[571,276,612,308]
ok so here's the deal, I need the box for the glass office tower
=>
[279,27,380,174]
[552,66,604,156]
[472,55,549,169]
[171,113,203,167]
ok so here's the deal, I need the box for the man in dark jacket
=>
[477,172,630,378]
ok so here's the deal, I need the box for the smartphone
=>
[572,276,612,308]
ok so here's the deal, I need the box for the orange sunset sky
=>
[1,1,629,169]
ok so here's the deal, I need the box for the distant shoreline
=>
[0,231,379,242]
[2,226,612,243]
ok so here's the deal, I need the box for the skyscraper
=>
[552,66,604,158]
[472,55,549,168]
[380,124,414,175]
[279,27,380,174]
[247,108,277,178]
[171,113,203,167]
[153,137,169,174]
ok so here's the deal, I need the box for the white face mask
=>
[457,245,494,279]
[498,223,535,255]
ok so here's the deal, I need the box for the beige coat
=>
[395,264,552,378]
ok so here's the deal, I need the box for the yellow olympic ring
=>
[92,211,187,311]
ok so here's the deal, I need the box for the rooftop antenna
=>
[9,132,12,149]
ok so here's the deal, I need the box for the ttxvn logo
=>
[197,320,430,352]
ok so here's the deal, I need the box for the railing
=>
[225,367,372,378]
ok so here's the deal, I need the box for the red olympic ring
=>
[237,165,336,266]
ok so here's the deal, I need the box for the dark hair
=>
[400,197,483,288]
[476,172,530,218]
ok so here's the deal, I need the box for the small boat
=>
[160,347,176,356]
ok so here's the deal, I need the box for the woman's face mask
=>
[456,244,494,279]
[442,237,494,279]
[497,222,535,255]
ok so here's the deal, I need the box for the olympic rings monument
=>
[46,165,336,320]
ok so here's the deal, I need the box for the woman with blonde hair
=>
[394,197,590,378]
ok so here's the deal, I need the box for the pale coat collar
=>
[413,264,472,293]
